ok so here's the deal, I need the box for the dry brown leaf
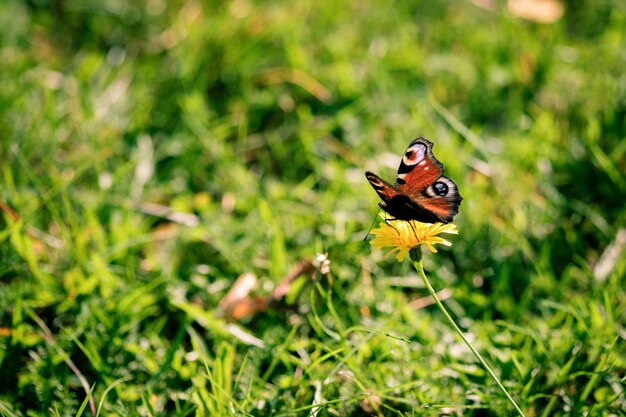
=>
[219,272,258,310]
[224,297,269,321]
[508,0,564,23]
[219,254,330,321]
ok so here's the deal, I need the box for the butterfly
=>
[365,137,462,224]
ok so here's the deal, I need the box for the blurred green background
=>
[1,0,625,416]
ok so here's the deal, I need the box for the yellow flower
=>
[370,214,458,261]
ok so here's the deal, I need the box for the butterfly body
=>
[366,138,462,223]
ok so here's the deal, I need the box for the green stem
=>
[410,247,526,417]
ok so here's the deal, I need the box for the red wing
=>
[365,171,400,204]
[415,197,457,223]
[414,176,462,222]
[394,138,444,197]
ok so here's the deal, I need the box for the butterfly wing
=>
[394,138,443,193]
[394,138,462,223]
[365,171,399,207]
[415,175,462,222]
[366,170,444,223]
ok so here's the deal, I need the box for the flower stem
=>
[410,248,526,417]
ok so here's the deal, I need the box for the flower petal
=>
[369,215,459,261]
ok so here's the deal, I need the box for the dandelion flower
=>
[369,214,458,261]
[367,213,524,415]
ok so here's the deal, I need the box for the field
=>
[1,1,625,416]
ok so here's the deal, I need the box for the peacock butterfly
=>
[365,137,462,224]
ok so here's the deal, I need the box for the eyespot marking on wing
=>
[423,177,457,198]
[402,143,427,166]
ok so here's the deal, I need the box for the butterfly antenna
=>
[407,220,418,240]
[363,209,381,241]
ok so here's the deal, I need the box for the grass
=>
[1,0,625,415]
